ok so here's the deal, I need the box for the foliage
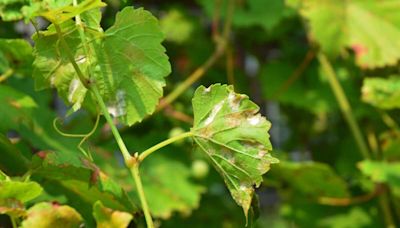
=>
[1,0,400,227]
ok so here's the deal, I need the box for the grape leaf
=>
[93,201,133,228]
[0,134,29,175]
[300,0,400,68]
[0,38,33,76]
[32,6,171,125]
[21,202,83,228]
[0,0,28,21]
[191,84,278,218]
[362,76,400,109]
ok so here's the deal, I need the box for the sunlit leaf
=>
[0,180,42,203]
[300,0,400,68]
[358,160,400,189]
[93,201,133,228]
[21,202,83,228]
[362,76,400,109]
[191,84,278,218]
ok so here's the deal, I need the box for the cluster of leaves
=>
[1,0,400,227]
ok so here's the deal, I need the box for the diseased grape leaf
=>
[300,0,400,68]
[362,76,400,109]
[32,6,171,125]
[191,84,278,218]
[21,202,83,228]
[93,201,133,228]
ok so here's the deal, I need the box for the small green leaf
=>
[21,202,83,228]
[0,0,28,21]
[191,84,278,218]
[93,201,133,228]
[0,133,29,175]
[362,76,400,109]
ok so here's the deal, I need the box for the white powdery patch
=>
[248,114,262,126]
[239,182,252,192]
[68,79,80,103]
[257,150,267,159]
[203,86,211,93]
[227,92,240,112]
[107,90,127,117]
[76,55,87,64]
[204,101,224,126]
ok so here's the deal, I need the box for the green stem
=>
[91,87,131,162]
[317,53,370,159]
[378,190,396,228]
[91,87,154,228]
[139,131,193,162]
[130,165,154,228]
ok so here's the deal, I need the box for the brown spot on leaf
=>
[36,151,49,159]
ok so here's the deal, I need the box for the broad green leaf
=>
[300,0,400,68]
[0,85,37,131]
[21,202,83,228]
[32,6,171,125]
[191,84,278,218]
[362,76,400,109]
[31,151,137,225]
[358,160,400,189]
[93,201,133,228]
[0,180,42,203]
[268,161,349,198]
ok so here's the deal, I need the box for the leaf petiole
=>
[138,131,193,162]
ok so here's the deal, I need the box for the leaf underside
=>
[191,84,278,218]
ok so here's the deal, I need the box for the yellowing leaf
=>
[191,84,278,218]
[93,201,133,228]
[21,202,83,228]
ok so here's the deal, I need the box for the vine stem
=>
[139,131,193,162]
[317,53,370,159]
[91,87,154,228]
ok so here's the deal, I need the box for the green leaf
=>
[362,76,400,109]
[191,84,278,218]
[32,6,171,125]
[0,38,33,75]
[0,180,43,202]
[160,9,193,44]
[300,0,400,68]
[269,161,349,198]
[197,0,285,31]
[0,134,29,175]
[31,151,137,225]
[93,201,133,228]
[318,207,372,228]
[358,160,400,188]
[0,85,37,131]
[21,202,83,228]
